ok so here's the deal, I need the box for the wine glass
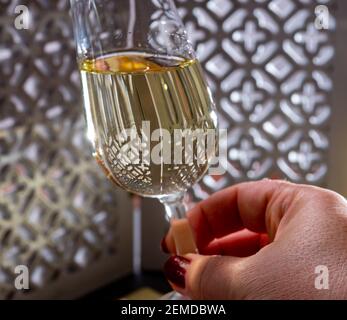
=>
[70,0,219,299]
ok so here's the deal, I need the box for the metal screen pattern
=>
[174,0,336,199]
[0,0,132,299]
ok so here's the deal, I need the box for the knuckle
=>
[300,186,346,212]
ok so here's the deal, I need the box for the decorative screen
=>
[175,0,336,198]
[0,0,132,299]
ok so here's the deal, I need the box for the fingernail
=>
[161,237,169,254]
[163,255,190,289]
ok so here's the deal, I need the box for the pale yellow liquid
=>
[80,52,217,197]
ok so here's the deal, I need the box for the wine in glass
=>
[70,0,219,297]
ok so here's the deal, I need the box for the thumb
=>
[164,254,247,300]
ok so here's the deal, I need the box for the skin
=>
[164,180,347,300]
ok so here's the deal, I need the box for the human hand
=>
[162,180,347,299]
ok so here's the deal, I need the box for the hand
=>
[162,180,347,299]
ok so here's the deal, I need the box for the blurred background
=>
[0,0,346,299]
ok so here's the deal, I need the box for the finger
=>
[201,229,268,257]
[163,228,269,256]
[163,180,299,253]
[164,254,246,300]
[187,180,300,249]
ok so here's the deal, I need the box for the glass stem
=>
[160,193,186,220]
[160,193,198,255]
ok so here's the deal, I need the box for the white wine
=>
[80,52,217,197]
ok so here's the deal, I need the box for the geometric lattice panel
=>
[0,0,132,299]
[176,0,336,199]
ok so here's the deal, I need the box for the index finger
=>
[186,180,299,251]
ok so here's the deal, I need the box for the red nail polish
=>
[163,255,190,289]
[161,237,170,254]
